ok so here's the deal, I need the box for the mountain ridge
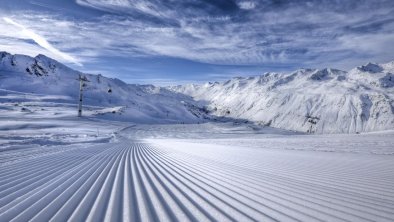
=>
[1,51,393,133]
[0,51,208,124]
[170,61,394,133]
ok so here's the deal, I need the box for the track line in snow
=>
[1,139,394,222]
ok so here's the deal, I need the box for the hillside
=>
[170,62,394,133]
[0,52,207,124]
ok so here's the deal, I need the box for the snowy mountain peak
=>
[34,54,59,69]
[357,62,383,73]
[309,68,345,81]
[1,52,79,78]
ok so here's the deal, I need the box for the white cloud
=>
[2,0,394,71]
[237,1,256,10]
[2,17,82,66]
[76,0,169,18]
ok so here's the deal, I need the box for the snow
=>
[1,118,393,221]
[1,51,394,221]
[170,63,394,134]
[0,52,208,124]
[2,51,394,133]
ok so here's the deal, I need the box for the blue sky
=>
[1,0,394,85]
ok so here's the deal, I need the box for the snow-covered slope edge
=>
[0,52,208,123]
[170,62,394,134]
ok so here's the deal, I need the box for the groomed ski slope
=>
[1,135,394,221]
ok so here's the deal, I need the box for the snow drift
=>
[170,63,394,133]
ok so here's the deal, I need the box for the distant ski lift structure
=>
[78,75,89,117]
[306,115,320,133]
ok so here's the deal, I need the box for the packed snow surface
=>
[1,121,394,221]
[0,96,394,221]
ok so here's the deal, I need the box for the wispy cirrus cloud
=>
[2,17,82,66]
[72,0,394,68]
[1,0,394,84]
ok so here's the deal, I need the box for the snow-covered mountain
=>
[0,52,208,123]
[170,62,394,133]
[2,51,393,133]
